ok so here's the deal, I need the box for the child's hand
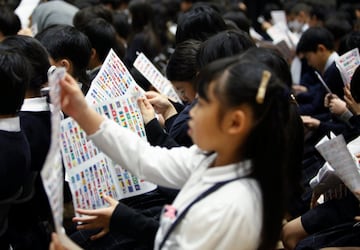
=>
[49,233,68,250]
[301,115,320,129]
[344,84,360,115]
[137,97,156,124]
[145,91,178,120]
[72,195,119,240]
[328,97,347,116]
[60,73,89,120]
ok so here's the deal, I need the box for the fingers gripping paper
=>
[316,134,360,200]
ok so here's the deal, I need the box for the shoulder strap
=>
[158,176,244,249]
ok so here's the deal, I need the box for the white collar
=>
[202,159,253,184]
[324,52,339,72]
[0,117,20,132]
[21,97,50,112]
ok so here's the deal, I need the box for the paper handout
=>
[41,67,66,232]
[316,134,360,200]
[335,48,360,85]
[86,49,144,105]
[60,96,157,211]
[133,52,182,104]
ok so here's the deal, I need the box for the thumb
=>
[103,195,118,206]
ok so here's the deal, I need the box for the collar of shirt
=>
[202,159,253,184]
[21,97,50,112]
[324,52,339,73]
[0,117,20,132]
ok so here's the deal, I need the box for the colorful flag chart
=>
[133,52,183,104]
[60,96,156,211]
[86,48,144,105]
[335,48,360,85]
[62,50,156,211]
[41,67,66,232]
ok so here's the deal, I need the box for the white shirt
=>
[89,119,263,250]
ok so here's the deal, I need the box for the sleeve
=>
[88,119,202,189]
[145,118,179,149]
[110,202,159,247]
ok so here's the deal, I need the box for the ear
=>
[59,59,72,74]
[317,44,326,53]
[223,109,247,135]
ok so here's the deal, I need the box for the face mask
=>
[288,20,303,33]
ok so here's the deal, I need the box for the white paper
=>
[41,67,66,232]
[335,48,360,85]
[85,49,144,105]
[316,134,360,200]
[60,96,157,212]
[133,52,183,104]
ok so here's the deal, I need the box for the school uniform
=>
[0,117,31,199]
[89,119,262,250]
[7,97,53,250]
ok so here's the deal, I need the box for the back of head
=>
[197,29,255,69]
[77,18,121,62]
[35,24,92,84]
[2,35,50,94]
[73,5,113,30]
[297,27,334,53]
[0,5,20,39]
[350,66,360,103]
[222,10,250,34]
[239,47,292,88]
[0,46,30,115]
[175,4,226,44]
[338,31,360,56]
[128,0,153,31]
[197,58,289,250]
[166,39,201,82]
[324,16,352,42]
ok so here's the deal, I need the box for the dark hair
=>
[239,47,292,87]
[350,66,360,103]
[324,16,352,42]
[166,39,201,83]
[0,5,20,36]
[77,18,122,62]
[175,4,226,44]
[197,29,255,69]
[2,35,51,93]
[35,24,92,86]
[297,27,335,53]
[73,5,113,29]
[222,10,251,34]
[112,11,131,40]
[197,58,290,250]
[238,47,304,217]
[338,31,360,56]
[0,46,30,114]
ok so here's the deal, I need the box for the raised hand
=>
[72,195,119,241]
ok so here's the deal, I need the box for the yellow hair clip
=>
[256,70,271,104]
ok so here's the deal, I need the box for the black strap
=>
[158,176,244,249]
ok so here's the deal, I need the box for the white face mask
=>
[288,19,303,33]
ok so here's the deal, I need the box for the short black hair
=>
[296,27,335,53]
[175,4,226,44]
[0,5,20,36]
[0,46,30,115]
[35,24,92,85]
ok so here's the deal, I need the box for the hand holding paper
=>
[316,134,360,200]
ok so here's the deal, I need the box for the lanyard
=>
[158,176,245,249]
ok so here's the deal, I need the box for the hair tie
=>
[256,70,271,104]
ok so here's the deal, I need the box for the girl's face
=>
[172,81,197,103]
[188,81,224,151]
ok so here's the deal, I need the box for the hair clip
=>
[256,70,271,104]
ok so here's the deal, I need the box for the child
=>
[0,46,31,248]
[59,57,292,249]
[1,35,53,250]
